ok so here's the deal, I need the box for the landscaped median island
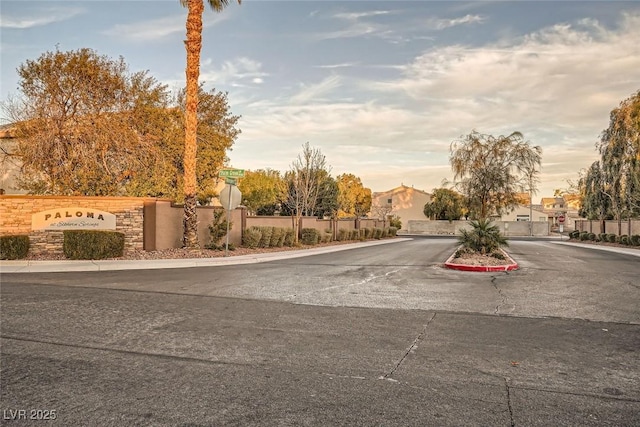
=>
[443,219,519,272]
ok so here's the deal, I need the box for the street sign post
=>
[219,184,242,256]
[218,169,245,178]
[558,215,565,240]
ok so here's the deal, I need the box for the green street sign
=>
[218,169,245,178]
[224,177,237,185]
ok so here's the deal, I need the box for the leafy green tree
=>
[315,173,339,218]
[336,173,372,218]
[5,48,168,195]
[450,131,542,219]
[423,188,464,222]
[2,49,240,200]
[458,219,508,255]
[238,169,286,215]
[180,0,240,248]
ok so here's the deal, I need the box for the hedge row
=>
[0,235,30,260]
[569,230,640,246]
[242,226,398,248]
[242,226,296,249]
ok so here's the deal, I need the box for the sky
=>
[1,1,640,198]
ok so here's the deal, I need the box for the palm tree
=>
[458,218,508,255]
[180,0,239,248]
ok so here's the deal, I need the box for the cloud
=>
[102,13,226,42]
[334,11,393,21]
[315,62,359,69]
[424,14,486,30]
[200,57,268,86]
[372,13,640,138]
[316,9,395,40]
[103,15,185,41]
[0,7,85,29]
[290,75,342,104]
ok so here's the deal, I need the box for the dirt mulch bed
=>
[22,239,382,261]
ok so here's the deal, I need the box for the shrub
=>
[337,229,349,241]
[607,234,618,243]
[579,232,589,241]
[0,235,30,260]
[276,228,287,247]
[389,215,402,229]
[243,226,262,248]
[63,230,124,260]
[588,233,596,241]
[458,219,508,255]
[373,228,384,239]
[321,230,332,243]
[301,228,320,245]
[283,228,295,247]
[620,235,630,245]
[258,226,273,248]
[350,229,359,240]
[454,247,472,258]
[598,233,608,242]
[388,227,398,237]
[205,210,231,249]
[569,230,581,239]
[364,228,373,239]
[491,251,506,260]
[631,235,640,246]
[269,227,283,247]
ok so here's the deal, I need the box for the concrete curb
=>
[0,238,412,273]
[443,248,519,272]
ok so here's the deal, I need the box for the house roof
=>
[372,184,431,197]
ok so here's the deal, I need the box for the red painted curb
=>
[444,249,519,272]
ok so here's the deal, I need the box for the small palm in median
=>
[458,219,508,255]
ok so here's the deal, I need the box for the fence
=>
[574,219,640,236]
[405,219,550,236]
[1,196,389,255]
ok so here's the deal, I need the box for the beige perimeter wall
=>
[1,196,391,255]
[406,220,550,236]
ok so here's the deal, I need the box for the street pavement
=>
[1,237,639,426]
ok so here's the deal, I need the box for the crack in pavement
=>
[380,312,437,380]
[491,275,509,315]
[505,377,516,427]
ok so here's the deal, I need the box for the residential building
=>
[370,185,431,230]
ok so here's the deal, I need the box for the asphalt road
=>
[1,237,639,426]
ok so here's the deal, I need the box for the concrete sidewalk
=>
[0,238,410,273]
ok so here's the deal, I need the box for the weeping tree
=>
[180,0,240,248]
[579,90,640,233]
[597,90,640,220]
[450,131,542,220]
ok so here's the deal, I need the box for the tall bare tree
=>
[180,0,240,248]
[284,142,331,243]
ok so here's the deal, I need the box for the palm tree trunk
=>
[183,0,204,248]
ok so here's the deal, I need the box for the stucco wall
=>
[406,220,550,236]
[0,195,149,255]
[149,201,244,249]
[575,219,640,236]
